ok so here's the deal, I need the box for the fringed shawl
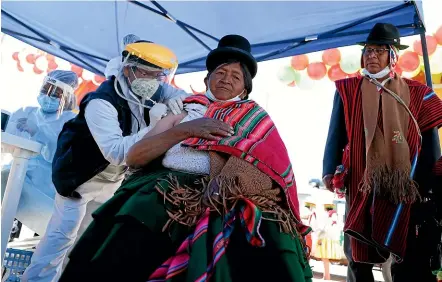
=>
[335,76,442,262]
[181,95,309,235]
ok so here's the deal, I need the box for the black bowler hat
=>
[206,35,258,78]
[358,23,408,50]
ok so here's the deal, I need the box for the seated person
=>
[60,35,313,282]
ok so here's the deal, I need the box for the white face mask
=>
[205,87,243,102]
[361,65,391,79]
[130,78,160,100]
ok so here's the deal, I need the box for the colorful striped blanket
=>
[148,199,264,281]
[181,95,308,235]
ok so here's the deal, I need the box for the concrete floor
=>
[309,260,386,282]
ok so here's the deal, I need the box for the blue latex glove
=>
[16,118,38,136]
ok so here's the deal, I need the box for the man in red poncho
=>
[323,23,442,282]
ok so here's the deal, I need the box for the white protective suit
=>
[1,107,76,235]
[22,36,190,282]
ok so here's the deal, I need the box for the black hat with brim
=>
[206,35,258,78]
[358,23,408,50]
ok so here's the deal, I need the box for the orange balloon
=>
[434,25,442,45]
[170,77,182,89]
[413,35,438,56]
[398,51,420,72]
[46,54,56,62]
[291,55,309,70]
[307,62,327,80]
[75,80,99,104]
[411,70,426,84]
[322,49,341,66]
[71,64,83,77]
[190,85,205,95]
[327,65,347,81]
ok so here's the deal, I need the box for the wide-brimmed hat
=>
[358,23,408,50]
[206,34,258,78]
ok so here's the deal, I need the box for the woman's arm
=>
[126,113,187,168]
[127,115,234,168]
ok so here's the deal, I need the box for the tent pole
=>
[420,32,433,88]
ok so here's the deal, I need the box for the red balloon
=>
[287,81,296,87]
[48,60,58,71]
[12,52,19,61]
[33,66,44,75]
[347,72,360,78]
[327,65,347,81]
[397,51,420,72]
[26,54,36,64]
[71,64,83,77]
[17,62,24,72]
[322,49,341,66]
[291,55,309,70]
[435,25,442,45]
[413,35,438,56]
[307,62,327,80]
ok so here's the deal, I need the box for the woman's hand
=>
[176,118,234,141]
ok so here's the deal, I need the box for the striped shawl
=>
[181,95,308,235]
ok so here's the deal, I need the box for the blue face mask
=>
[38,94,60,113]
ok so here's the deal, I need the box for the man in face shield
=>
[1,70,78,236]
[22,39,189,282]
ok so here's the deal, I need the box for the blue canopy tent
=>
[1,1,432,85]
[0,0,435,255]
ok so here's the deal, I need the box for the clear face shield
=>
[38,77,74,114]
[114,42,178,109]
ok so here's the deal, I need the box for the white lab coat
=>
[22,82,188,282]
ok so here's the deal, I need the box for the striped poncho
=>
[336,76,442,263]
[181,95,309,235]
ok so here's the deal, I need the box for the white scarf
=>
[205,88,242,102]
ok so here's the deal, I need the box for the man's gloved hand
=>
[16,118,37,136]
[149,103,168,127]
[167,93,189,115]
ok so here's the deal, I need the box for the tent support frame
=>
[420,32,433,88]
[129,0,217,51]
[180,2,420,68]
[1,9,107,75]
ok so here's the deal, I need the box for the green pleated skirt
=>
[60,168,313,282]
